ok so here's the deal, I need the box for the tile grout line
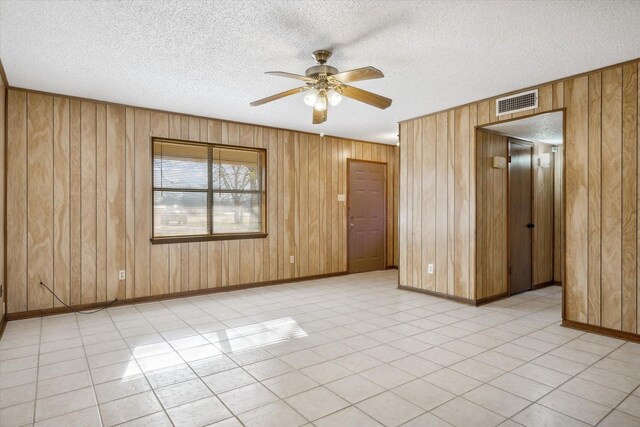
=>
[592,381,640,425]
[75,312,104,427]
[32,317,43,425]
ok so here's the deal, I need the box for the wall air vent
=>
[496,89,538,116]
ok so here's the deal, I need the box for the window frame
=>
[150,137,268,244]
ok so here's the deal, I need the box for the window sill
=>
[151,233,268,245]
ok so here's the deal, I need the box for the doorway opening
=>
[475,110,564,301]
[347,159,387,273]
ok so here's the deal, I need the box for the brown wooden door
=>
[348,160,386,273]
[509,140,533,294]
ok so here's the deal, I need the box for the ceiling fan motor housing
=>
[305,64,338,78]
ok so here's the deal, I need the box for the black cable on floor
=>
[40,281,118,314]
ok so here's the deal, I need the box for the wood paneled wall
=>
[401,59,640,337]
[475,130,507,300]
[554,146,564,283]
[566,65,639,332]
[532,142,557,286]
[399,109,474,298]
[5,89,398,314]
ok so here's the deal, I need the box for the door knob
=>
[526,223,535,228]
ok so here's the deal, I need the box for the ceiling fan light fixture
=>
[250,50,391,124]
[314,91,328,111]
[303,89,318,107]
[327,89,342,106]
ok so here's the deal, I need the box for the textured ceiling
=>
[483,111,563,145]
[1,1,639,144]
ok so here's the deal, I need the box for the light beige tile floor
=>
[1,270,639,426]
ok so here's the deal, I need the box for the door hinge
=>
[0,285,3,298]
[508,155,512,163]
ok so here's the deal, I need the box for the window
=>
[152,138,266,243]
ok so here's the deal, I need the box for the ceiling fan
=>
[250,50,392,124]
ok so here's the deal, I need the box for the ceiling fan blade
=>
[313,108,327,124]
[250,87,308,107]
[341,85,392,109]
[330,66,384,84]
[265,71,316,82]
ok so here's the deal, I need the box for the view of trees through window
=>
[152,140,265,239]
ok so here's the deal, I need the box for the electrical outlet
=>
[290,256,295,264]
[119,270,126,280]
[428,264,434,274]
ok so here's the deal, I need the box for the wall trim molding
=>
[397,285,476,306]
[6,271,348,321]
[562,319,640,344]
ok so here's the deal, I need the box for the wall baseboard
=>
[398,285,509,307]
[397,285,476,305]
[534,281,562,290]
[475,292,509,306]
[562,319,640,344]
[6,271,349,321]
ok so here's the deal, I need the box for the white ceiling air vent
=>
[496,89,538,116]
